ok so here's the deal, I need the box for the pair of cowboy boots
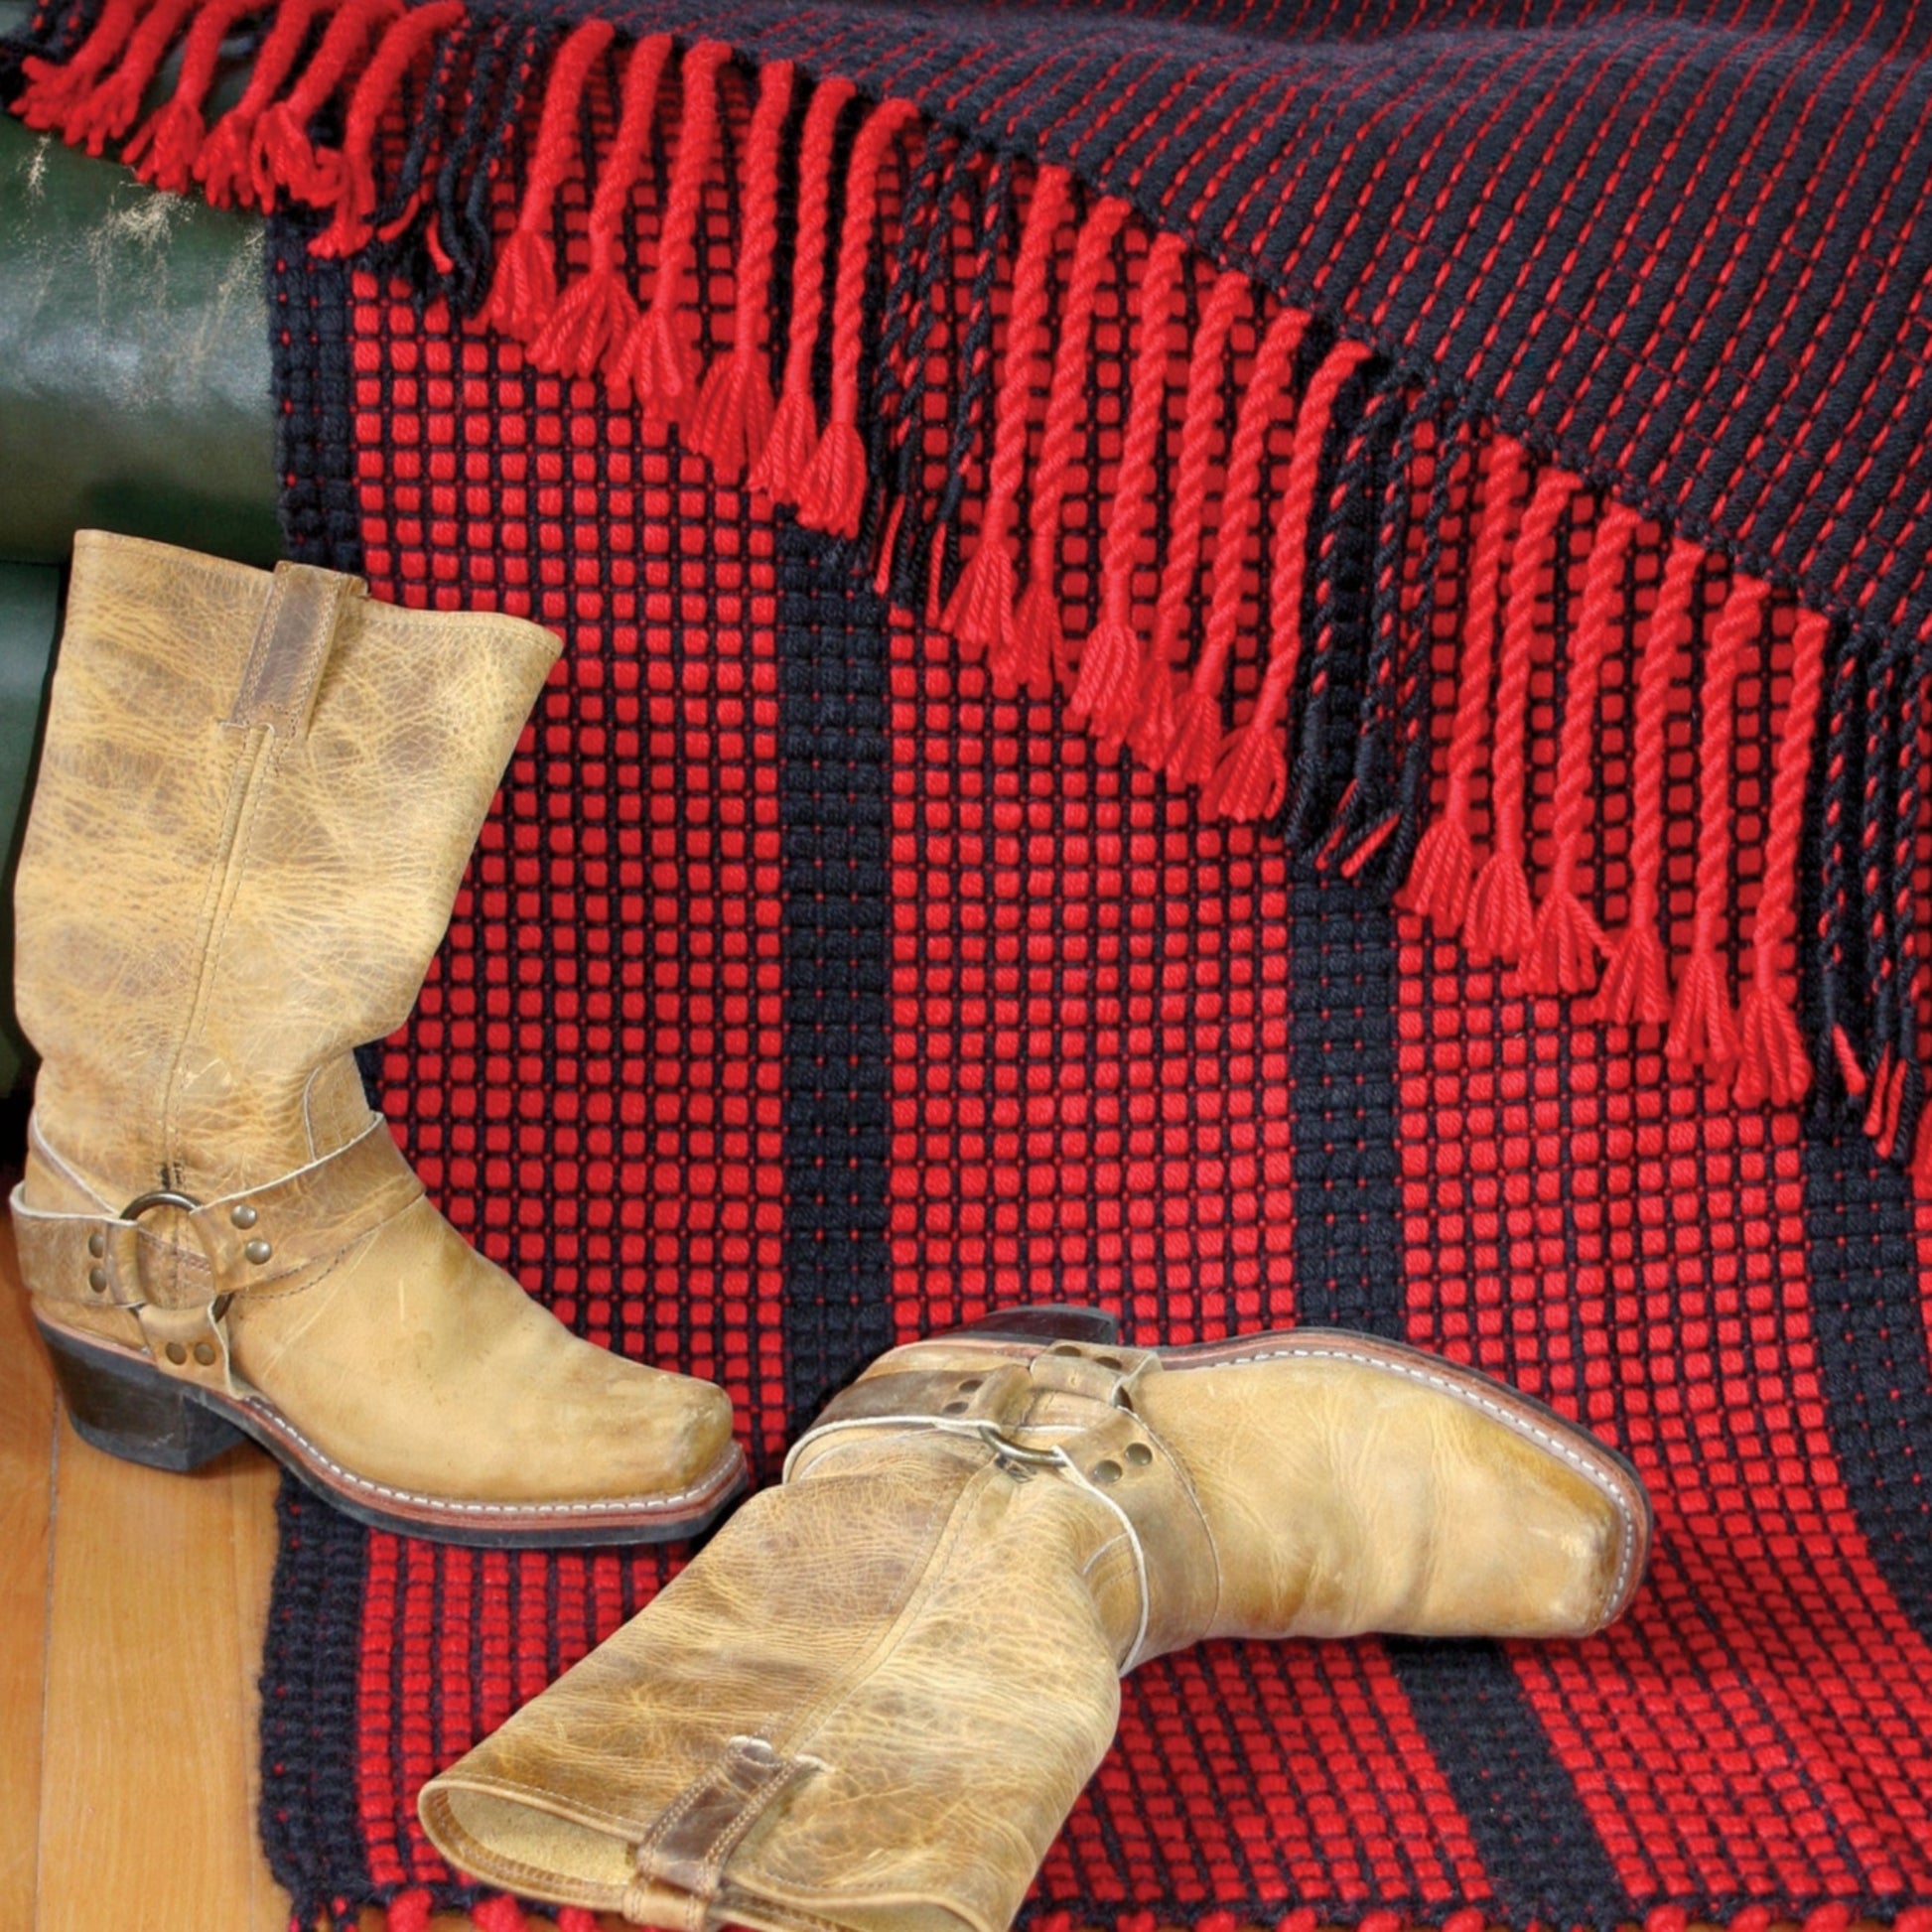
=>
[12,534,1651,1932]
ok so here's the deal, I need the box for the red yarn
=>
[1466,462,1578,965]
[61,0,198,156]
[947,164,1073,684]
[382,1888,432,1932]
[751,77,857,503]
[248,0,401,210]
[1401,433,1528,932]
[615,41,731,423]
[469,1896,527,1932]
[1129,655,1182,767]
[798,96,920,535]
[1667,576,1768,1075]
[122,0,260,192]
[309,0,465,254]
[1017,195,1134,690]
[1734,606,1829,1107]
[1522,499,1637,995]
[477,18,618,340]
[690,61,794,483]
[1206,337,1373,821]
[530,34,670,382]
[193,0,336,207]
[1169,303,1312,788]
[1147,272,1249,675]
[1071,231,1188,751]
[1593,536,1704,1028]
[14,0,141,132]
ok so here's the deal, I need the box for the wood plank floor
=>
[0,1192,515,1932]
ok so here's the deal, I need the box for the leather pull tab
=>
[632,1735,825,1913]
[227,563,362,739]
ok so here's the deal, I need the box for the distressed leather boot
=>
[10,531,743,1545]
[419,1316,1651,1926]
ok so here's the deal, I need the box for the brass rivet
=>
[1091,1458,1123,1486]
[86,1230,105,1258]
[192,1341,217,1367]
[957,1376,983,1392]
[1125,1442,1153,1466]
[229,1203,258,1230]
[243,1238,272,1265]
[86,1266,107,1294]
[942,1399,969,1415]
[165,1341,188,1365]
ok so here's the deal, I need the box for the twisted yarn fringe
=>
[18,0,1915,1169]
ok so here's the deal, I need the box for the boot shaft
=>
[15,532,559,1200]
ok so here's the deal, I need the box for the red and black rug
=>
[9,2,1932,1927]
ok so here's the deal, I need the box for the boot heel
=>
[39,1325,246,1473]
[954,1304,1121,1345]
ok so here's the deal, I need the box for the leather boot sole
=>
[36,1313,748,1547]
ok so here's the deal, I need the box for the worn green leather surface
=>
[0,82,277,1092]
[0,111,278,567]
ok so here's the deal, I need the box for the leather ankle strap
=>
[12,1117,425,1316]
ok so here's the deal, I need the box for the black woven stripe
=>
[1801,1123,1932,1643]
[257,1477,372,1932]
[1387,1635,1640,1925]
[266,218,362,574]
[1282,870,1406,1339]
[1283,870,1632,1923]
[775,523,897,1434]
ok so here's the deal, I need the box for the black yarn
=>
[1334,390,1424,884]
[1280,363,1397,854]
[929,148,1011,614]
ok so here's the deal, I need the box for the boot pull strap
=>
[227,561,364,740]
[627,1735,827,1929]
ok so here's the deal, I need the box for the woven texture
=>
[10,1,1932,1926]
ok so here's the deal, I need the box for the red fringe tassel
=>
[1466,464,1578,967]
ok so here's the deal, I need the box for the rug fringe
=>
[23,1,1930,1171]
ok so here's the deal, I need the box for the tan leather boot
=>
[10,531,744,1545]
[419,1316,1651,1926]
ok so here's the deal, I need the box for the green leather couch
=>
[0,54,275,1093]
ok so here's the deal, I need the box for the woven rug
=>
[9,2,1932,1927]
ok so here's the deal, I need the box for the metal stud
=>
[243,1238,272,1265]
[1091,1458,1122,1486]
[165,1342,188,1365]
[1125,1442,1153,1466]
[192,1340,217,1367]
[86,1267,107,1294]
[86,1230,105,1258]
[229,1203,258,1229]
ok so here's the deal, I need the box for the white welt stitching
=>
[236,1398,740,1517]
[1201,1343,1640,1620]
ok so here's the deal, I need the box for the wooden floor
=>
[0,1197,500,1932]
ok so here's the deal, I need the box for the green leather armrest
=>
[0,562,58,1098]
[0,109,277,567]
